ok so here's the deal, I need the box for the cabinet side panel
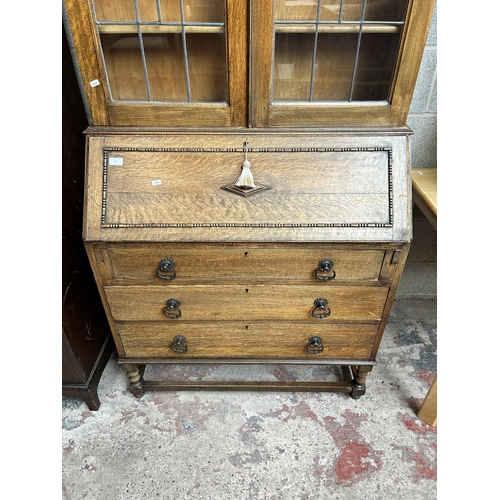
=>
[370,242,411,359]
[390,135,412,242]
[84,243,126,357]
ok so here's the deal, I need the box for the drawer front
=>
[103,244,385,282]
[117,322,379,360]
[104,284,388,322]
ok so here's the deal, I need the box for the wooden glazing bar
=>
[274,24,400,34]
[98,25,224,34]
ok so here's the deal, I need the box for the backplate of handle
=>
[163,298,181,319]
[315,259,336,281]
[171,335,188,353]
[312,298,331,318]
[156,258,176,280]
[305,336,324,354]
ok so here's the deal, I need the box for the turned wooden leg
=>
[350,365,373,399]
[122,363,145,398]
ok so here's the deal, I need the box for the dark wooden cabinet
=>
[63,24,114,410]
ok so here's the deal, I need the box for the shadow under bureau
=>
[83,128,412,399]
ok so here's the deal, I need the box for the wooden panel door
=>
[250,0,436,127]
[63,0,248,127]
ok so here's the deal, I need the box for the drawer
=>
[117,322,379,360]
[104,284,388,322]
[99,243,386,282]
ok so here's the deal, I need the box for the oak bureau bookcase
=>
[64,0,435,398]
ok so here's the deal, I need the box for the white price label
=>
[152,179,162,186]
[108,157,123,166]
[89,79,100,87]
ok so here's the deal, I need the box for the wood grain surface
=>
[83,131,411,243]
[117,321,379,359]
[101,243,386,282]
[104,284,389,322]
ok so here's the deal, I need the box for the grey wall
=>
[397,1,437,299]
[407,2,437,170]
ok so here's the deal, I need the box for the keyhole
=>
[244,252,248,257]
[245,325,249,330]
[245,289,249,293]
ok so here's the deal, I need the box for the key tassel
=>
[235,140,256,189]
[235,160,256,189]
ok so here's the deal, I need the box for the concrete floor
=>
[62,294,437,500]
[62,207,437,499]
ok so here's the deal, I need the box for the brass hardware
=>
[306,336,324,354]
[315,259,336,281]
[163,298,181,319]
[312,298,331,318]
[156,258,176,280]
[171,335,188,353]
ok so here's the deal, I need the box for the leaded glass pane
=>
[273,0,409,102]
[92,0,226,103]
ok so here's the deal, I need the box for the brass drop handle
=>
[305,336,324,354]
[312,298,331,319]
[315,259,336,281]
[156,258,176,280]
[171,335,188,353]
[163,298,181,319]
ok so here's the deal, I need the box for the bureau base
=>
[120,362,374,399]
